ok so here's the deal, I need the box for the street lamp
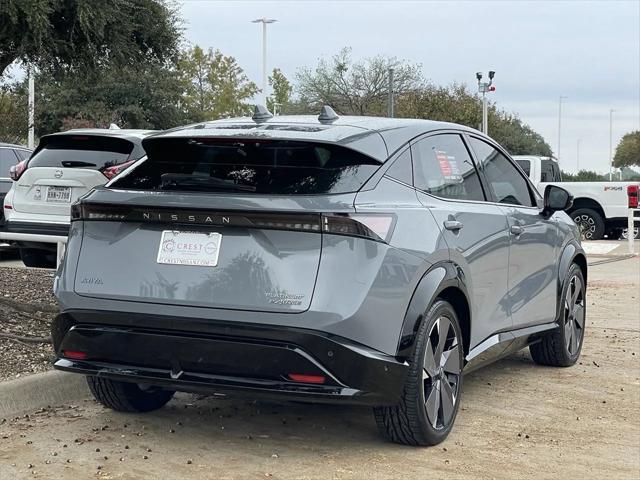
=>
[609,108,616,181]
[557,95,567,165]
[252,17,277,106]
[476,71,495,134]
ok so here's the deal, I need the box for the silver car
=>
[52,108,587,446]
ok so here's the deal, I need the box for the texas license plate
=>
[156,231,222,267]
[46,186,72,203]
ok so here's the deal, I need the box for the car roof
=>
[42,128,156,141]
[0,142,31,150]
[147,115,480,162]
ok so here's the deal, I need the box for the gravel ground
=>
[0,267,57,381]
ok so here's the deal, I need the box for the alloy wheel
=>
[422,316,461,430]
[573,214,596,240]
[564,275,585,356]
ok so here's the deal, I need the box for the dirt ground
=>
[0,255,638,480]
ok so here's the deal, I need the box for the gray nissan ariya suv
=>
[52,107,587,446]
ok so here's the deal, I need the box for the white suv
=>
[1,129,154,267]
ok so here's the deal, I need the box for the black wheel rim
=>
[423,316,461,430]
[573,214,596,240]
[564,275,585,356]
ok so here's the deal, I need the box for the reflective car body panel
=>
[53,115,586,405]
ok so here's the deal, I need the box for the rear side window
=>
[29,136,135,170]
[0,148,18,176]
[411,134,485,201]
[515,159,531,176]
[541,159,561,182]
[112,139,380,195]
[385,148,413,185]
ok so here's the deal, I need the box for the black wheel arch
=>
[556,241,587,320]
[396,262,471,359]
[568,198,605,220]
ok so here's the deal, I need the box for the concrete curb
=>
[0,370,90,419]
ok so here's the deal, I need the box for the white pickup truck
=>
[513,155,639,240]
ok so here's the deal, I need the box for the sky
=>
[178,0,640,173]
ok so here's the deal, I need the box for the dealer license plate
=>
[156,231,222,267]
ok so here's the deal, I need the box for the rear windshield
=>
[111,138,380,195]
[29,136,135,170]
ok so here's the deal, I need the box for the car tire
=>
[530,263,586,367]
[373,299,464,446]
[19,248,56,269]
[87,376,175,413]
[571,208,605,240]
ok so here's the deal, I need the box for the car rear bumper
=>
[52,310,408,406]
[0,220,69,244]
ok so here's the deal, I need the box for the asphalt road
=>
[0,248,638,479]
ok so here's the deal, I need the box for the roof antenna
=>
[318,105,339,123]
[108,123,120,130]
[252,104,273,123]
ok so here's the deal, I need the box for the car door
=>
[411,132,512,349]
[468,136,559,329]
[0,147,19,203]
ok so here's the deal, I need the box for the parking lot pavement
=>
[0,254,638,479]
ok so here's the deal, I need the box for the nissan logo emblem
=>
[54,169,63,178]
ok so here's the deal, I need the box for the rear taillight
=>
[628,185,639,209]
[102,159,135,180]
[323,214,396,243]
[9,160,28,181]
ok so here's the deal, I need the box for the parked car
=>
[513,155,639,240]
[1,129,154,267]
[0,143,32,256]
[52,109,587,446]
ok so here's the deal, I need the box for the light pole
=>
[476,71,495,134]
[252,17,277,106]
[609,108,616,181]
[557,95,567,165]
[27,66,35,149]
[576,138,581,172]
[387,68,395,118]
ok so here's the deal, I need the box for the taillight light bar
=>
[70,204,395,243]
[9,160,28,181]
[102,159,136,180]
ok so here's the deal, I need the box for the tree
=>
[179,45,258,121]
[295,49,553,156]
[613,131,640,168]
[267,68,293,114]
[296,47,425,115]
[561,170,607,182]
[8,60,189,137]
[0,82,27,144]
[0,0,180,78]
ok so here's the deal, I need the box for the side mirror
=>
[542,185,573,215]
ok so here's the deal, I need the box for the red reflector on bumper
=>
[288,373,326,384]
[63,350,88,360]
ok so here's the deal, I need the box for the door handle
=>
[444,220,464,231]
[510,225,524,236]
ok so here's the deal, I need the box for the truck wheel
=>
[571,209,605,240]
[620,227,640,240]
[19,248,56,268]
